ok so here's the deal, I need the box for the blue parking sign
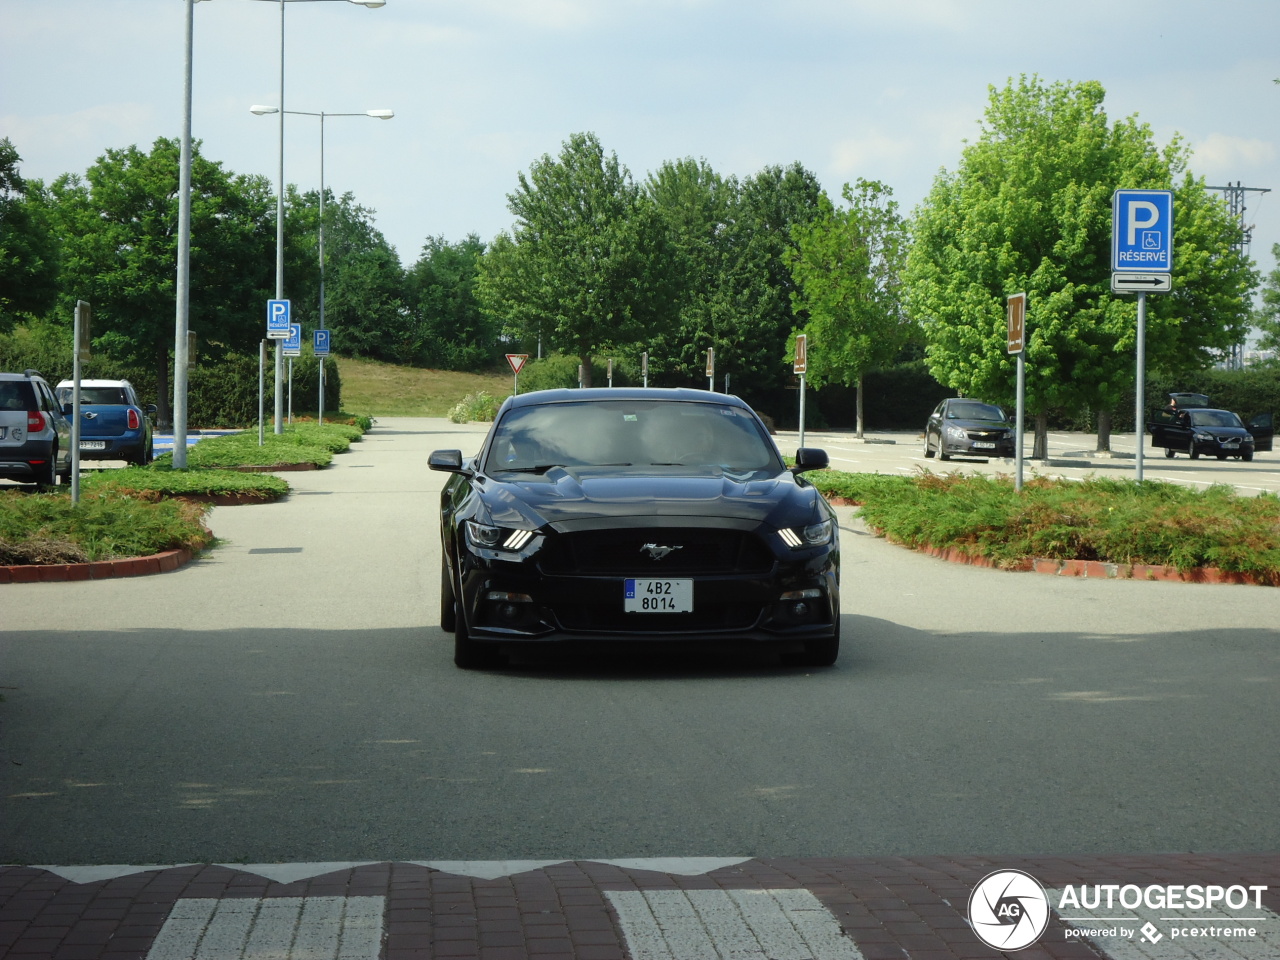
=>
[314,329,331,357]
[266,299,291,338]
[1112,190,1173,273]
[283,323,302,356]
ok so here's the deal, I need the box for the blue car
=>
[56,379,155,466]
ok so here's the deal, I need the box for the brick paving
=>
[1,854,1276,959]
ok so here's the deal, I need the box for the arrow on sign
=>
[1111,272,1171,294]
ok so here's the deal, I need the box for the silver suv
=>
[0,370,73,485]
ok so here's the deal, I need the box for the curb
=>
[0,547,193,584]
[229,462,320,473]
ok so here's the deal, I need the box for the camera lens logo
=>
[968,869,1050,951]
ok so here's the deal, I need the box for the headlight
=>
[780,519,834,548]
[466,521,536,552]
[945,425,966,440]
[1193,432,1213,442]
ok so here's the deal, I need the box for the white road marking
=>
[1048,888,1280,959]
[606,888,864,960]
[145,896,383,960]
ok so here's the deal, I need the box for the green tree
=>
[786,179,911,437]
[0,138,60,327]
[1254,243,1280,355]
[905,76,1254,456]
[48,138,275,423]
[405,234,495,370]
[282,186,406,362]
[476,132,677,386]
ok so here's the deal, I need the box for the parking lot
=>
[789,427,1280,496]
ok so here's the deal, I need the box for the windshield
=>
[1189,410,1243,429]
[484,399,783,477]
[946,401,1006,422]
[57,387,129,405]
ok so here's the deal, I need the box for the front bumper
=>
[454,530,839,647]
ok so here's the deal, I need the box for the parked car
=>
[429,388,841,669]
[0,369,73,485]
[923,398,1016,460]
[55,379,155,465]
[1149,405,1271,461]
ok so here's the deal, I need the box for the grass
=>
[0,488,213,564]
[811,468,1280,581]
[0,420,374,565]
[336,356,511,417]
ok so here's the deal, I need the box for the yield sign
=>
[506,354,529,374]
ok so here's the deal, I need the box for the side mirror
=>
[429,449,468,474]
[791,447,829,474]
[62,403,73,416]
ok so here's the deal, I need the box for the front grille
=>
[540,528,774,576]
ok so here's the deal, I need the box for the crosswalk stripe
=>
[144,896,384,960]
[606,888,864,960]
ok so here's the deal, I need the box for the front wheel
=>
[923,433,935,458]
[1189,446,1200,460]
[439,560,456,632]
[1164,448,1175,459]
[1242,451,1254,462]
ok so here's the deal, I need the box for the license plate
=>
[80,440,106,450]
[973,441,996,449]
[1222,442,1239,449]
[624,578,693,613]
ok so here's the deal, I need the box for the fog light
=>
[486,591,532,603]
[792,601,810,618]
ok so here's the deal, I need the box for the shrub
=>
[448,391,500,423]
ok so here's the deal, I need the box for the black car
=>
[924,398,1016,460]
[429,388,840,669]
[1149,407,1271,461]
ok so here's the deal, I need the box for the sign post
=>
[1112,190,1174,483]
[607,357,614,388]
[706,348,715,391]
[506,353,528,395]
[794,334,807,449]
[71,300,91,503]
[641,351,649,388]
[313,329,330,423]
[283,323,301,424]
[1006,294,1026,491]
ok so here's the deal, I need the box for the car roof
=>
[0,370,48,381]
[55,379,131,389]
[501,387,753,410]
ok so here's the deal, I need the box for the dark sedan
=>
[429,388,840,669]
[1149,407,1264,461]
[924,398,1016,460]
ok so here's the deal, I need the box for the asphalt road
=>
[2,418,1277,867]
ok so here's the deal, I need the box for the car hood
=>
[1194,425,1250,438]
[479,469,821,530]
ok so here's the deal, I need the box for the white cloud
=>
[830,131,915,178]
[1189,133,1278,174]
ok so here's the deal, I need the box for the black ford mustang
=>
[429,388,840,669]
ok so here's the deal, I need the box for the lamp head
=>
[367,109,395,120]
[250,105,280,116]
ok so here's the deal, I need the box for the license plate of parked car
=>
[79,441,106,450]
[624,578,693,613]
[973,441,996,449]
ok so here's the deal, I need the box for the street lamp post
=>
[258,0,386,434]
[250,106,392,421]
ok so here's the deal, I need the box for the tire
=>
[440,559,457,632]
[938,439,951,462]
[787,620,841,668]
[1216,453,1227,460]
[1189,445,1200,460]
[923,433,935,458]
[1243,451,1254,462]
[37,447,59,487]
[1164,448,1175,459]
[452,571,502,669]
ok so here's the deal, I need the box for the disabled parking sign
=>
[1112,190,1173,274]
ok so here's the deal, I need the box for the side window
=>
[36,382,55,412]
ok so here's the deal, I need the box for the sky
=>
[3,0,1279,300]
